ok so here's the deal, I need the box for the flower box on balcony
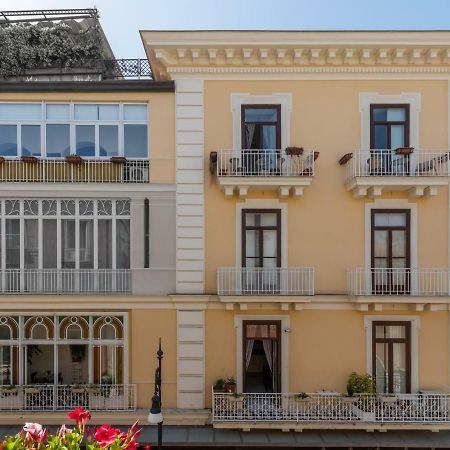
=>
[111,156,127,164]
[395,147,414,156]
[21,156,38,163]
[293,393,311,403]
[66,155,83,164]
[285,146,304,156]
[339,153,353,166]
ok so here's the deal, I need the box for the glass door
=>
[372,322,411,393]
[242,210,281,293]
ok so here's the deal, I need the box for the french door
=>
[371,210,410,294]
[242,209,281,293]
[243,321,281,393]
[372,321,411,393]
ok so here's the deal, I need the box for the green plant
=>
[346,372,376,396]
[293,392,309,400]
[231,392,245,399]
[213,378,225,391]
[225,377,236,385]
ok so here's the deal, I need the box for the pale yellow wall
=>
[204,308,449,406]
[130,309,178,409]
[204,80,449,294]
[0,91,176,184]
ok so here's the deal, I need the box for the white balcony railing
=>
[347,268,450,296]
[0,384,136,411]
[346,150,450,181]
[217,267,314,296]
[0,269,131,294]
[0,159,149,183]
[216,150,316,177]
[212,392,450,423]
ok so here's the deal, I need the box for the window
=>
[241,105,281,149]
[370,105,409,150]
[0,103,148,159]
[371,210,410,294]
[372,321,411,393]
[0,199,130,271]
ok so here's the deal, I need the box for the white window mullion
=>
[56,200,61,270]
[93,218,98,269]
[95,124,100,158]
[119,103,124,157]
[17,124,21,158]
[88,316,93,384]
[38,202,43,270]
[112,218,116,269]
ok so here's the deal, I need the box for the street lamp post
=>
[147,338,164,450]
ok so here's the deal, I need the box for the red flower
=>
[23,423,46,442]
[94,424,123,447]
[68,407,91,427]
[143,445,151,450]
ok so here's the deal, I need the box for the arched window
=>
[0,324,11,340]
[31,323,48,340]
[24,317,54,340]
[93,316,123,340]
[59,316,89,340]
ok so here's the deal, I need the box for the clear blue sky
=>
[1,0,450,58]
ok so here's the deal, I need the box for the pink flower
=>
[23,423,46,442]
[56,424,72,438]
[68,407,91,429]
[143,445,151,450]
[94,424,123,447]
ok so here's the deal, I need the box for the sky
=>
[1,0,450,58]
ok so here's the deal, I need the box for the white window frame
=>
[364,315,419,393]
[0,102,149,159]
[359,92,421,150]
[0,199,130,271]
[231,93,292,150]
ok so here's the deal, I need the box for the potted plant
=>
[346,372,376,421]
[293,392,311,403]
[224,377,237,393]
[229,392,246,402]
[66,154,83,164]
[213,378,226,392]
[395,146,414,155]
[70,384,87,394]
[70,345,86,363]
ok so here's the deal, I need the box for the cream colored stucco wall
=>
[0,91,176,184]
[204,80,449,294]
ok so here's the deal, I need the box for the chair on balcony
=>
[415,151,450,175]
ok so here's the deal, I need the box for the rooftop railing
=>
[346,150,450,181]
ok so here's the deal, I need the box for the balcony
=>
[217,267,314,296]
[0,384,136,411]
[212,149,317,198]
[343,150,449,198]
[0,158,149,183]
[212,391,450,430]
[0,268,175,296]
[347,268,450,297]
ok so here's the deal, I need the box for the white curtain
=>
[245,339,254,370]
[244,124,256,149]
[262,340,273,373]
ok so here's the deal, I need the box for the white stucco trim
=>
[236,199,288,268]
[234,314,290,393]
[231,93,292,150]
[365,198,418,269]
[359,92,421,150]
[364,315,420,393]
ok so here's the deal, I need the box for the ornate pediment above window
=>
[140,31,450,80]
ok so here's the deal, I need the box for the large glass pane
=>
[260,213,277,227]
[386,325,406,339]
[0,346,12,385]
[5,219,20,268]
[123,104,147,121]
[392,343,407,393]
[116,219,130,269]
[43,220,57,268]
[98,220,112,268]
[0,103,41,121]
[392,230,406,257]
[76,125,95,157]
[263,230,277,258]
[79,220,93,269]
[26,345,54,384]
[374,230,388,258]
[99,125,118,157]
[244,108,278,122]
[374,212,406,227]
[124,124,147,158]
[375,342,388,393]
[373,125,388,149]
[0,125,17,156]
[98,105,119,120]
[61,220,76,269]
[246,230,259,257]
[97,345,122,384]
[46,104,70,121]
[24,220,38,269]
[46,124,70,157]
[74,104,98,120]
[262,125,276,149]
[372,108,387,121]
[58,344,88,384]
[391,125,405,149]
[21,125,41,157]
[387,108,406,121]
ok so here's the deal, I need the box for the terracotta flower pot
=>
[395,147,414,155]
[285,146,304,156]
[111,156,127,164]
[66,155,83,164]
[21,156,38,163]
[339,153,353,165]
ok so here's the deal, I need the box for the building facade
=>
[1,12,450,431]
